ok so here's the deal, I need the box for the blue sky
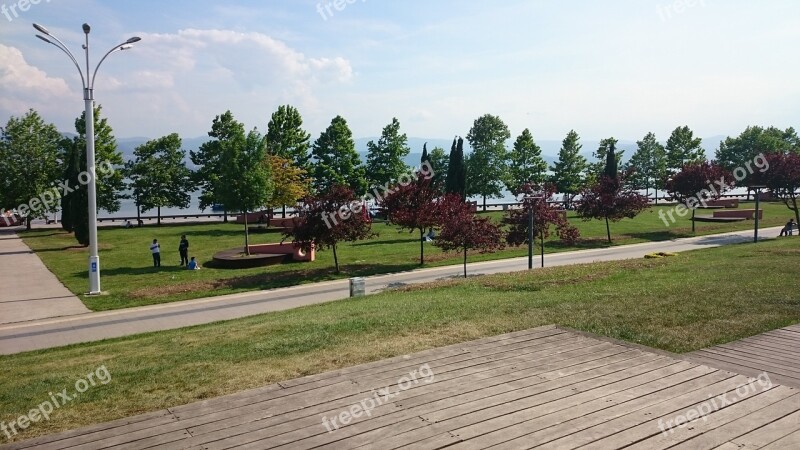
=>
[1,0,799,144]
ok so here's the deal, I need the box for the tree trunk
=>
[463,245,468,278]
[26,216,32,231]
[223,209,228,223]
[654,188,658,205]
[605,216,611,244]
[157,205,161,226]
[483,195,487,211]
[244,209,250,256]
[136,202,141,226]
[419,228,424,265]
[692,208,696,233]
[282,205,286,219]
[332,243,340,274]
[792,196,800,234]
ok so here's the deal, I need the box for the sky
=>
[1,0,799,145]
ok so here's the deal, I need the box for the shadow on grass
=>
[88,266,188,276]
[352,238,420,246]
[128,263,420,299]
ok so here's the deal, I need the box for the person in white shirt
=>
[150,239,161,267]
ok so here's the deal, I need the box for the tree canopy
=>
[266,105,312,172]
[550,130,587,205]
[466,114,511,208]
[366,117,410,188]
[506,128,548,194]
[311,115,367,195]
[665,126,705,173]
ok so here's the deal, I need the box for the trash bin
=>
[350,277,365,297]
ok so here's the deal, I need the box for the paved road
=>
[0,229,89,325]
[0,227,780,355]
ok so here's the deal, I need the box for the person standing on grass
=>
[779,219,795,237]
[179,235,189,266]
[150,239,161,267]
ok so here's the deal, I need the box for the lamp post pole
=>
[752,186,766,243]
[34,23,140,295]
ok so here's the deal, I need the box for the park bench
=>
[713,209,763,220]
[247,243,315,261]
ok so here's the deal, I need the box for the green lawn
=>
[19,202,792,310]
[1,237,798,442]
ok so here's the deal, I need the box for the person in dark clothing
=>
[179,235,189,266]
[779,219,795,237]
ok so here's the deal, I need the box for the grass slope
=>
[20,202,792,310]
[0,237,798,442]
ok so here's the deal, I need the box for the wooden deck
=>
[4,325,799,449]
[685,323,800,389]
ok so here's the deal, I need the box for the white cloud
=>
[0,44,71,113]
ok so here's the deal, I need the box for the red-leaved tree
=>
[380,174,441,265]
[504,183,580,250]
[285,184,374,273]
[577,173,649,243]
[759,152,800,227]
[665,161,733,233]
[434,194,504,278]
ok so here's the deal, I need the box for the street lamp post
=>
[34,23,140,295]
[525,195,544,269]
[752,185,766,243]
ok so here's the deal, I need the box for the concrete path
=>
[0,227,782,355]
[0,229,89,325]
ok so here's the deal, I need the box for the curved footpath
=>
[0,227,782,355]
[0,229,89,325]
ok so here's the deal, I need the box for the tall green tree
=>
[219,128,273,255]
[311,115,367,195]
[445,137,466,200]
[366,117,410,188]
[665,125,705,174]
[506,128,548,194]
[550,130,587,207]
[265,105,311,172]
[716,126,800,176]
[69,105,125,213]
[191,111,245,220]
[0,110,62,229]
[125,133,191,226]
[428,146,449,187]
[60,140,89,244]
[625,132,667,200]
[466,114,511,209]
[587,137,625,183]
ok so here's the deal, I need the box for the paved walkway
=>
[4,326,799,449]
[0,229,89,325]
[0,227,783,355]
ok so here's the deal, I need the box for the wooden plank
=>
[309,350,651,450]
[689,350,800,382]
[720,341,800,359]
[697,347,800,371]
[172,330,583,421]
[378,359,690,450]
[532,374,757,449]
[725,409,800,449]
[194,345,646,449]
[452,369,731,449]
[579,383,789,449]
[760,429,800,449]
[667,393,800,449]
[0,410,176,450]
